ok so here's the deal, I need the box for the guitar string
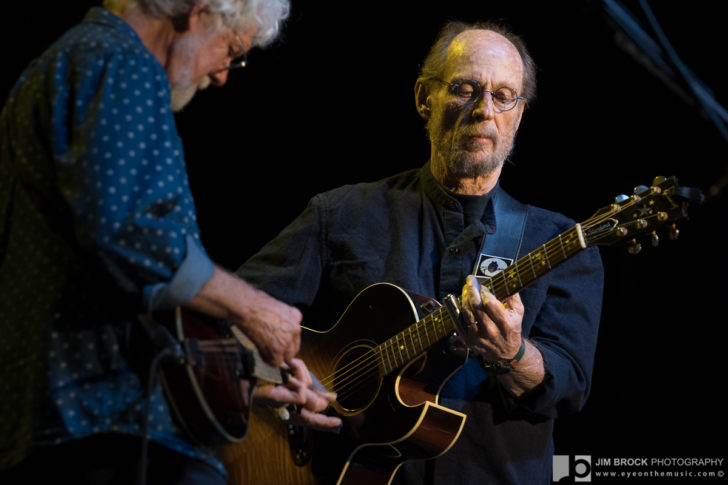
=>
[317,311,449,392]
[317,309,453,398]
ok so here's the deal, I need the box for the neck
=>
[430,157,502,196]
[113,5,176,66]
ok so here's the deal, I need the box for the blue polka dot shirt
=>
[0,7,223,475]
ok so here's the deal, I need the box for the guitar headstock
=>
[581,176,702,252]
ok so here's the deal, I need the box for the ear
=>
[414,78,432,120]
[172,2,207,33]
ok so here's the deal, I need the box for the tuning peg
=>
[650,231,660,247]
[652,175,666,185]
[627,239,642,255]
[669,224,680,240]
[615,194,629,203]
[634,185,649,195]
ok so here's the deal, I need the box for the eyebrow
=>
[449,78,519,91]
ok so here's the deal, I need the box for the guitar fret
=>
[542,244,552,269]
[527,252,538,279]
[408,326,419,355]
[387,341,395,373]
[441,311,451,339]
[423,316,431,347]
[398,333,410,362]
[379,348,388,374]
[500,271,510,297]
[512,263,524,290]
[557,233,568,259]
[385,339,396,370]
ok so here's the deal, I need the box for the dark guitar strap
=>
[472,188,528,283]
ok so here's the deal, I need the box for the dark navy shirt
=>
[238,163,604,484]
[0,8,219,474]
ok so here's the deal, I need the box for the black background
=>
[5,0,727,469]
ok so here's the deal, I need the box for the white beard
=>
[430,121,515,180]
[170,75,212,112]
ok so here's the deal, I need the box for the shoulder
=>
[498,187,589,256]
[313,167,422,208]
[497,187,573,232]
[34,9,165,91]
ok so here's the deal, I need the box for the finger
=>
[264,348,284,369]
[459,306,478,332]
[252,383,300,406]
[462,276,483,310]
[469,303,500,340]
[290,408,342,433]
[283,335,300,367]
[503,292,524,316]
[300,388,333,413]
[479,284,494,308]
[477,285,512,336]
[287,358,313,387]
[277,376,307,405]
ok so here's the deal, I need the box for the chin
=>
[170,86,198,112]
[448,152,501,178]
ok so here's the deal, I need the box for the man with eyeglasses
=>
[236,20,604,484]
[0,0,340,484]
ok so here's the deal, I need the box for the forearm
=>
[184,264,302,367]
[184,264,260,323]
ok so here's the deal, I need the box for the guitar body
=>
[222,283,467,485]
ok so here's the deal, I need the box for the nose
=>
[210,68,229,87]
[471,91,496,120]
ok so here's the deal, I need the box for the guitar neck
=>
[378,305,456,374]
[375,224,588,375]
[481,224,586,300]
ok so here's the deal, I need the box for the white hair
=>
[104,0,290,47]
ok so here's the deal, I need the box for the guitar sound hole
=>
[333,344,382,414]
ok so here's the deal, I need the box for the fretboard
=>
[377,305,455,375]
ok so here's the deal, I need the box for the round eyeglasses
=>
[434,78,524,112]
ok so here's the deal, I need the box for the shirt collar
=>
[419,161,498,235]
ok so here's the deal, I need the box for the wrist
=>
[480,339,526,375]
